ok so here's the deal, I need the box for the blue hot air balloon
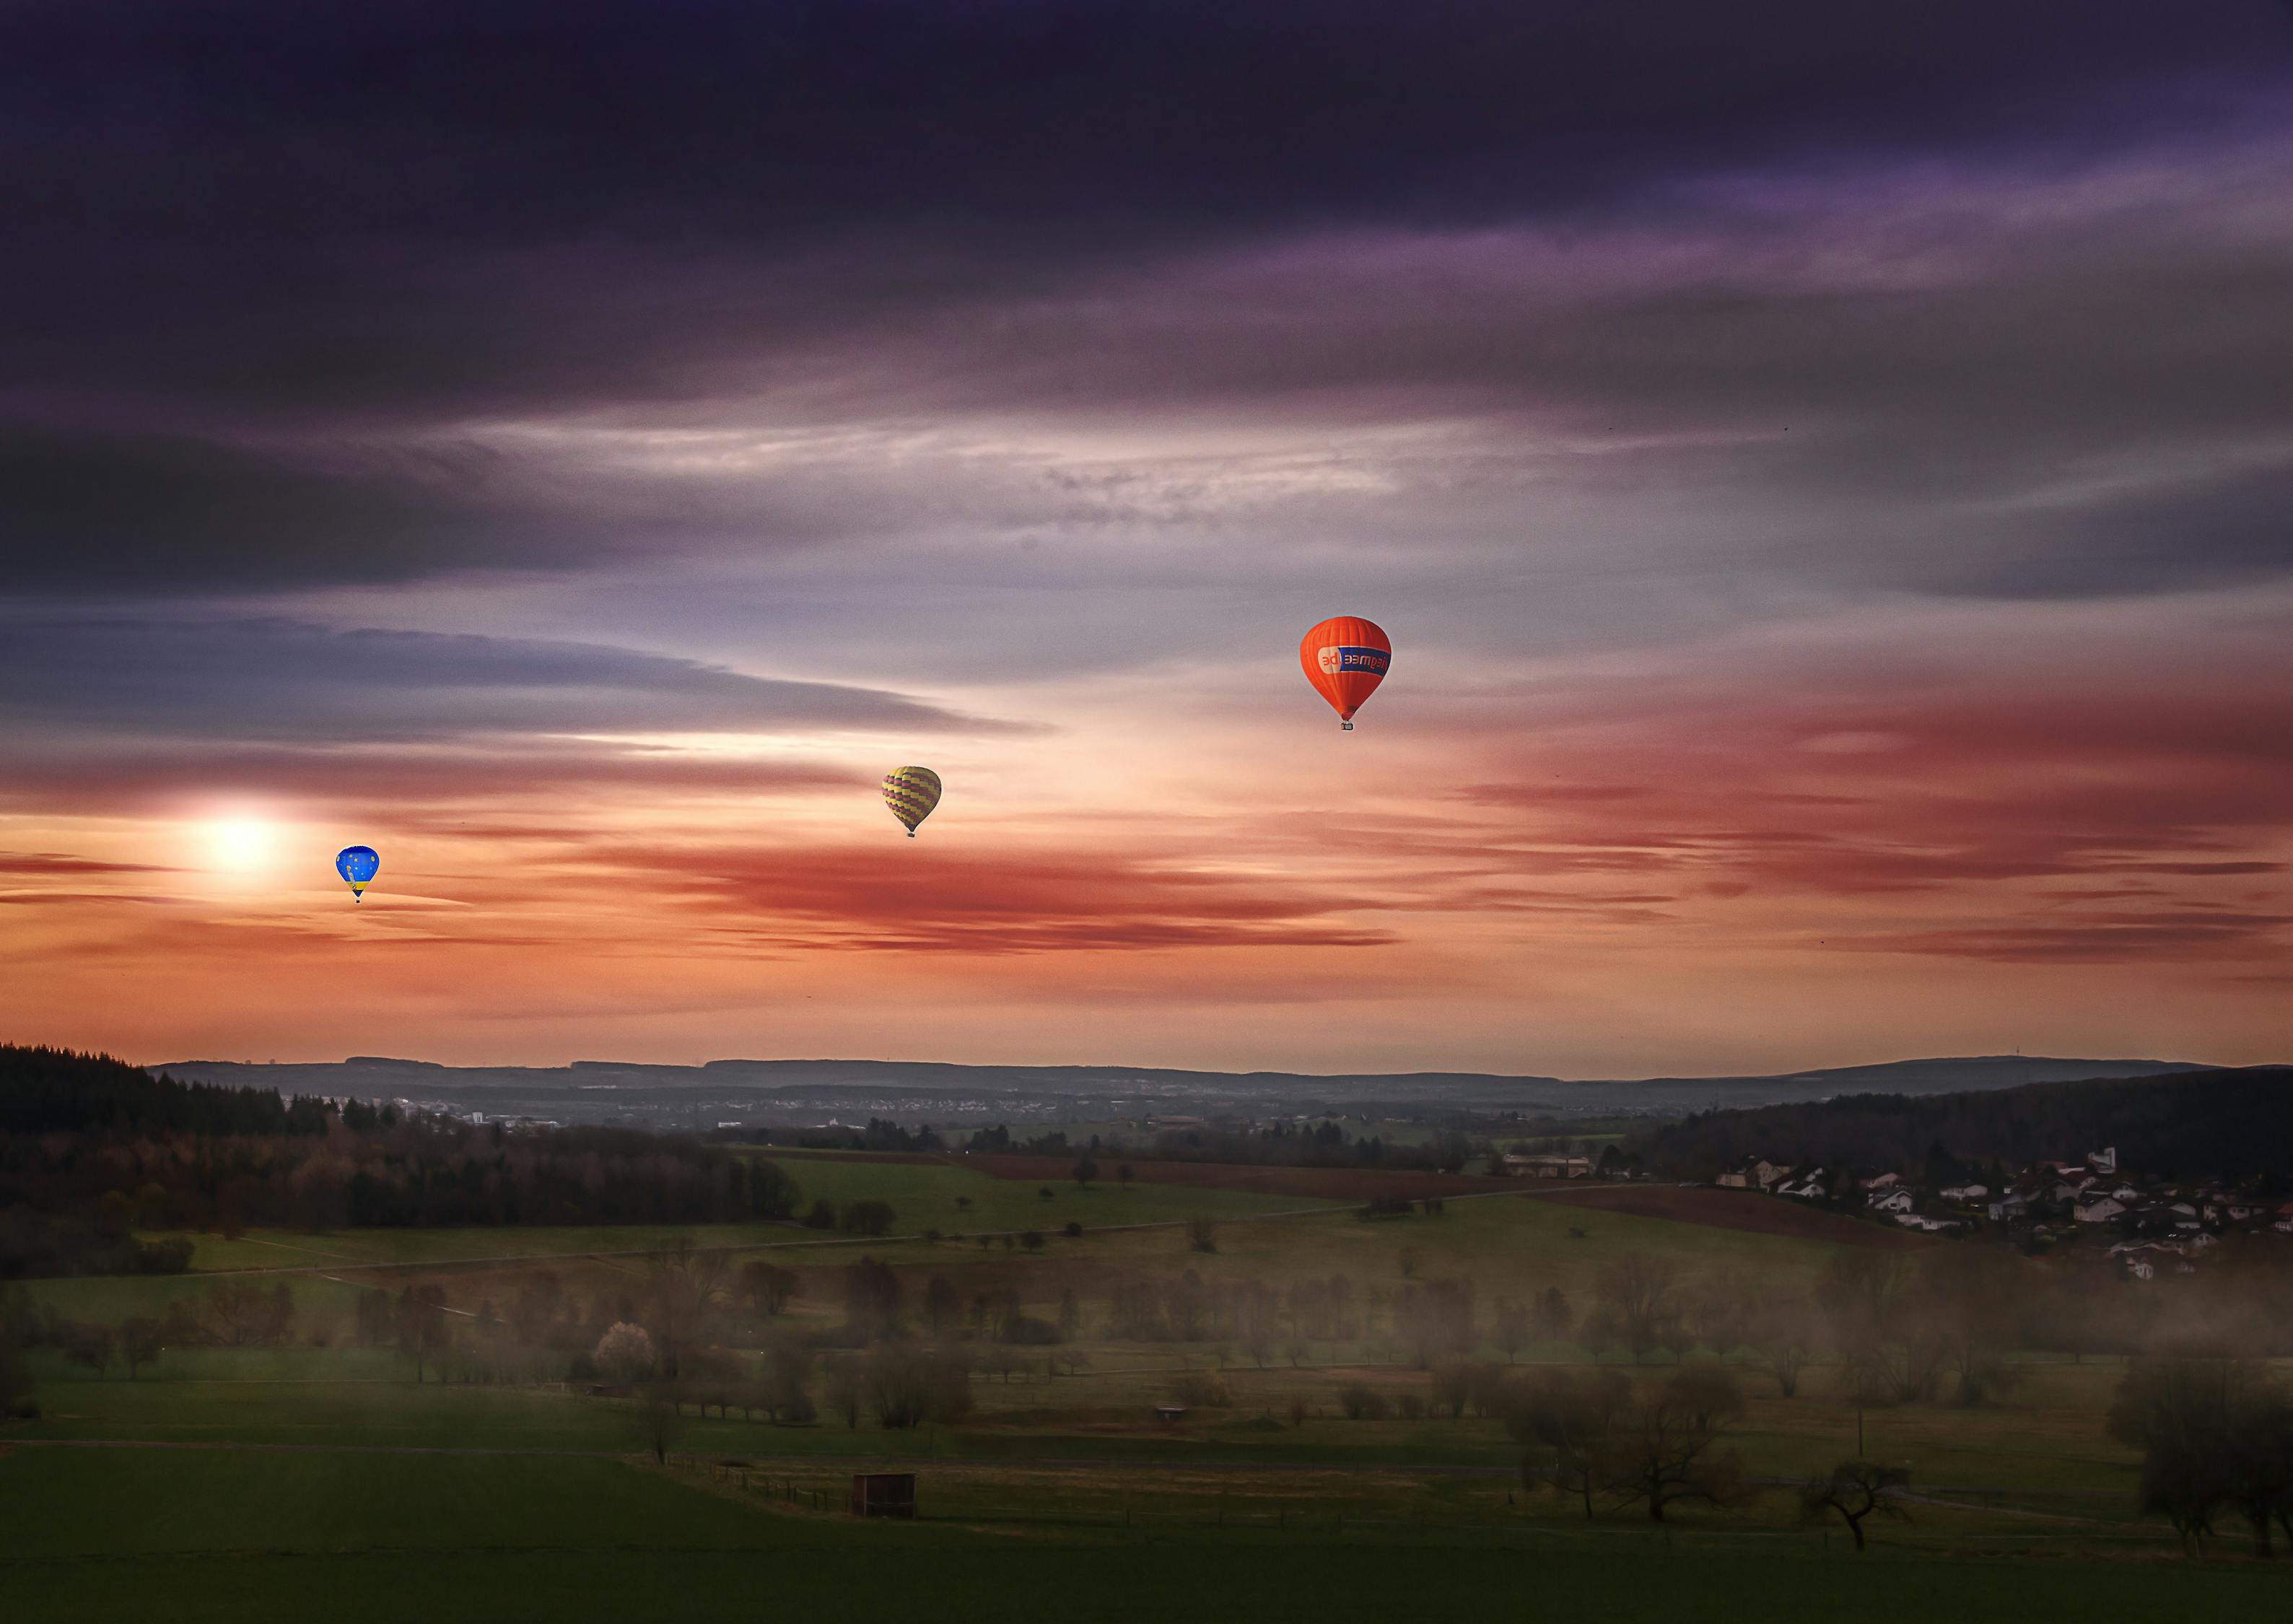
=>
[335,844,380,902]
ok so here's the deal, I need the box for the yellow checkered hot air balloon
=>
[881,766,942,837]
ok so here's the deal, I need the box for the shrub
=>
[1337,1383,1390,1420]
[593,1322,655,1384]
[1170,1370,1233,1408]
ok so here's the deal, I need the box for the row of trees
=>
[4,1120,802,1277]
[2111,1355,2293,1557]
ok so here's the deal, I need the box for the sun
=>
[207,816,276,873]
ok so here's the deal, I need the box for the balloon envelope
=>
[335,844,380,902]
[1300,616,1391,728]
[881,767,943,837]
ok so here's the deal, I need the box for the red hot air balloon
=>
[1299,616,1391,730]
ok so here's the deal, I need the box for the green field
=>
[6,1167,2284,1618]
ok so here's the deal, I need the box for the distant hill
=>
[140,1052,2220,1129]
[1630,1066,2293,1182]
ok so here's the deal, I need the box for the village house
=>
[1716,1158,1793,1190]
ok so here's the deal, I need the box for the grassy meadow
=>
[6,1155,2287,1618]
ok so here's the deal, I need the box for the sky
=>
[3,2,2290,1076]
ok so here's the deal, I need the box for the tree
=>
[120,1317,164,1380]
[2111,1355,2293,1558]
[58,1321,113,1379]
[1074,1157,1099,1187]
[1916,1247,2027,1407]
[638,1383,683,1464]
[1493,1298,1529,1363]
[1667,1366,1746,1433]
[1187,1218,1218,1255]
[1503,1367,1630,1519]
[923,1272,962,1336]
[1117,1165,1135,1189]
[1534,1286,1573,1344]
[754,1331,816,1423]
[1799,1459,1910,1552]
[1743,1291,1820,1398]
[841,1199,896,1238]
[864,1343,974,1428]
[842,1256,901,1343]
[821,1353,862,1428]
[642,1241,726,1378]
[1602,1374,1750,1522]
[1685,1267,1754,1358]
[594,1321,656,1385]
[0,1337,27,1418]
[1431,1361,1482,1418]
[738,1261,798,1317]
[396,1285,449,1382]
[1586,1254,1682,1363]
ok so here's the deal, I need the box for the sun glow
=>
[206,816,279,873]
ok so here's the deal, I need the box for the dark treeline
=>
[961,1119,1480,1173]
[1631,1068,2293,1184]
[0,1047,799,1278]
[0,1045,349,1138]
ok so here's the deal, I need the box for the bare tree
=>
[1586,1254,1682,1364]
[737,1261,798,1317]
[120,1317,165,1380]
[1602,1373,1751,1522]
[1493,1297,1529,1363]
[1187,1218,1218,1255]
[638,1383,683,1464]
[1503,1368,1632,1520]
[1743,1292,1820,1398]
[1799,1459,1910,1551]
[864,1343,974,1428]
[821,1353,862,1428]
[1534,1285,1573,1344]
[1667,1366,1745,1433]
[2112,1355,2293,1559]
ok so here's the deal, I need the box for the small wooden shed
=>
[849,1471,917,1519]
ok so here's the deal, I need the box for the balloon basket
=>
[1340,721,1354,731]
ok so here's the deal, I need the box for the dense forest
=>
[1631,1067,2293,1184]
[0,1047,800,1278]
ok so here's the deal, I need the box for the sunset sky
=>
[3,3,2289,1075]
